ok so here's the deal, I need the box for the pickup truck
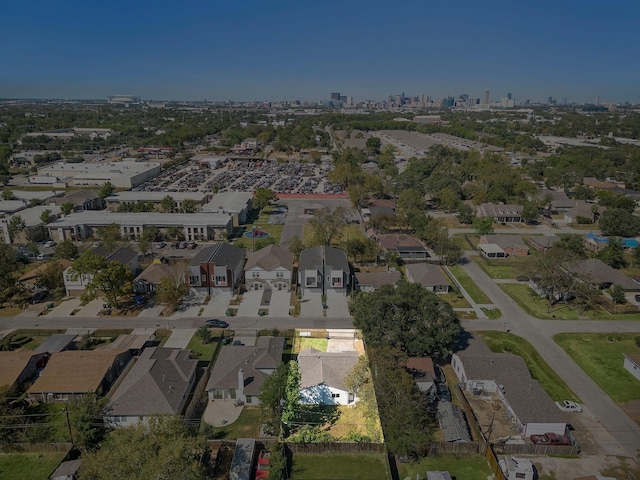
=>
[530,432,570,445]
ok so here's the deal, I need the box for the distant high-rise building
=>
[442,96,455,108]
[482,90,490,105]
[507,92,512,100]
[595,96,601,105]
[331,92,341,101]
[339,95,347,102]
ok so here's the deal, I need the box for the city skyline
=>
[2,0,639,103]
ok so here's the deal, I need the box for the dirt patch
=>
[466,392,521,441]
[531,454,640,480]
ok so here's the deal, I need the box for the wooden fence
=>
[419,441,484,456]
[485,444,507,480]
[3,442,72,453]
[493,442,580,456]
[284,442,386,454]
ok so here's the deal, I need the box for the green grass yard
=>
[477,331,579,402]
[0,452,66,480]
[291,453,388,480]
[439,293,472,309]
[186,333,220,362]
[397,455,492,480]
[448,265,492,304]
[554,333,640,403]
[206,406,263,440]
[294,337,328,353]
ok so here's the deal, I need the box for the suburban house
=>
[104,347,198,428]
[188,243,245,294]
[361,198,395,223]
[563,201,598,224]
[437,401,472,443]
[528,236,558,252]
[63,246,140,296]
[244,244,294,292]
[478,235,529,257]
[206,337,284,405]
[477,203,523,223]
[27,350,131,403]
[584,232,639,252]
[405,356,438,394]
[298,348,359,406]
[18,259,73,290]
[405,263,451,292]
[623,354,640,381]
[52,189,104,212]
[133,263,174,293]
[49,459,83,480]
[564,258,640,292]
[477,243,507,259]
[0,351,49,392]
[451,336,567,437]
[426,472,453,480]
[0,205,62,244]
[377,233,430,261]
[298,246,350,296]
[535,189,574,213]
[354,270,401,292]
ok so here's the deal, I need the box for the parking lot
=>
[133,159,343,195]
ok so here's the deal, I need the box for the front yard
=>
[291,453,388,480]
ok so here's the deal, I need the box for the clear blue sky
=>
[2,0,639,103]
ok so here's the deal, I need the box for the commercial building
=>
[0,205,61,244]
[201,191,253,225]
[46,211,232,242]
[104,191,209,211]
[34,161,161,189]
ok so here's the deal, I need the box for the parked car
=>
[170,242,180,249]
[206,319,229,328]
[43,240,56,248]
[178,241,187,249]
[530,432,570,445]
[635,294,640,303]
[437,383,452,402]
[155,242,166,249]
[515,275,530,282]
[30,290,49,304]
[555,400,582,413]
[188,242,198,249]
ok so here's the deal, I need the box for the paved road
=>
[280,224,303,248]
[449,226,600,235]
[459,257,640,457]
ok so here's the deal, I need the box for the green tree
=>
[97,223,122,250]
[40,209,54,225]
[281,361,301,430]
[0,385,24,450]
[352,282,461,358]
[156,264,189,313]
[7,215,26,243]
[0,244,20,293]
[79,416,206,480]
[181,198,198,213]
[598,238,627,269]
[259,362,289,436]
[98,181,114,199]
[438,187,459,213]
[599,209,640,237]
[365,137,381,154]
[61,201,75,215]
[307,206,347,246]
[554,234,586,257]
[456,203,475,224]
[67,393,108,453]
[160,195,177,213]
[167,226,183,240]
[54,239,80,260]
[610,284,626,304]
[344,355,383,442]
[253,188,277,212]
[521,202,540,224]
[1,190,15,200]
[36,260,66,291]
[633,246,640,267]
[197,325,212,344]
[70,250,132,309]
[573,184,594,201]
[287,235,304,259]
[473,216,494,235]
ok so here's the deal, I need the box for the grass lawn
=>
[451,235,471,251]
[325,405,382,442]
[481,307,502,320]
[186,333,219,362]
[234,223,284,249]
[554,333,640,403]
[439,293,472,309]
[477,331,579,402]
[449,265,492,304]
[397,455,492,480]
[291,453,388,480]
[0,307,22,317]
[207,406,263,440]
[500,283,640,321]
[294,337,328,353]
[474,259,521,280]
[154,328,172,346]
[0,452,66,480]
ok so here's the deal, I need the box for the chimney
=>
[237,369,244,399]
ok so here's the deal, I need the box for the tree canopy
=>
[352,282,460,358]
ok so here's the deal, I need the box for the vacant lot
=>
[291,453,388,480]
[397,455,492,480]
[0,452,66,480]
[554,333,640,405]
[477,331,579,402]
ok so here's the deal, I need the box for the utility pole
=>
[64,405,74,447]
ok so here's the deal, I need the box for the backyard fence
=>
[485,444,507,480]
[493,442,580,456]
[3,442,72,454]
[284,442,386,454]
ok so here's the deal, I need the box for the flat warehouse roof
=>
[46,211,232,228]
[38,161,160,176]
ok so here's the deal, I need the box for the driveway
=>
[200,292,231,318]
[164,328,196,349]
[269,291,291,317]
[459,255,640,457]
[46,297,82,318]
[280,224,303,248]
[324,295,351,318]
[236,290,263,317]
[299,293,324,318]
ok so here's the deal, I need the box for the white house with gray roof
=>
[451,336,567,437]
[245,244,294,291]
[298,348,359,406]
[298,246,349,296]
[104,347,198,428]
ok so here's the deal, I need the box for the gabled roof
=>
[28,350,128,395]
[190,243,245,270]
[299,246,348,272]
[93,246,138,265]
[455,337,565,425]
[355,271,401,289]
[206,337,284,396]
[377,233,425,251]
[405,263,449,287]
[134,263,172,285]
[245,244,293,272]
[53,189,100,206]
[0,351,46,389]
[437,401,471,443]
[480,234,528,251]
[106,347,197,417]
[19,259,73,283]
[298,348,359,392]
[528,236,558,249]
[565,258,639,290]
[479,203,522,218]
[624,353,640,367]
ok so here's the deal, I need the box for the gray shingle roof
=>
[299,246,348,272]
[405,263,449,287]
[437,401,471,443]
[355,271,401,289]
[206,337,284,396]
[481,234,527,251]
[106,347,197,417]
[34,334,75,353]
[565,258,639,290]
[298,348,359,392]
[245,244,293,272]
[190,243,245,270]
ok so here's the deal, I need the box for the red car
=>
[530,432,570,445]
